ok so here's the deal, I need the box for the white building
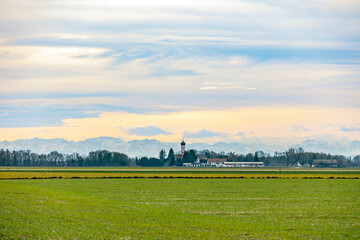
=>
[222,162,264,167]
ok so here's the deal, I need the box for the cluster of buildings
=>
[177,140,264,168]
[183,159,264,168]
[173,141,342,168]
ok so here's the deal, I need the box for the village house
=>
[222,162,264,167]
[313,159,338,168]
[207,158,227,167]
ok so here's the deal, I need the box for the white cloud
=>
[1,0,360,143]
[1,0,359,50]
[127,125,172,136]
[1,47,359,109]
[0,46,110,66]
[200,82,255,91]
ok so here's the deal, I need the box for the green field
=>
[1,167,360,179]
[1,178,359,239]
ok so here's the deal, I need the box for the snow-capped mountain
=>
[0,136,359,157]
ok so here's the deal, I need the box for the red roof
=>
[207,158,227,164]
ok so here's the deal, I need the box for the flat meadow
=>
[1,167,360,179]
[1,169,359,239]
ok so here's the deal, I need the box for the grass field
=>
[1,167,360,179]
[1,177,359,239]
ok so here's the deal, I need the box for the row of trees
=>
[135,148,176,166]
[1,148,359,167]
[135,148,199,166]
[0,149,129,167]
[137,148,360,167]
[200,148,360,167]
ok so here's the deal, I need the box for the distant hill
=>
[0,136,359,157]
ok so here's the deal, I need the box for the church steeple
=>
[181,139,186,155]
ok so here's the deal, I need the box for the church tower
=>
[181,140,186,155]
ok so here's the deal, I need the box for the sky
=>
[0,0,360,144]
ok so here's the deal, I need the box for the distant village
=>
[0,140,359,167]
[168,140,342,168]
[175,140,264,168]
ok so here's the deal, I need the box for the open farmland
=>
[1,178,359,239]
[1,167,360,179]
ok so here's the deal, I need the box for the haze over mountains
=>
[0,136,359,157]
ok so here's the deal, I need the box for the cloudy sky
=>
[0,0,359,144]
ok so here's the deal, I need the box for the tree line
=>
[0,147,359,167]
[0,149,129,167]
[137,148,360,167]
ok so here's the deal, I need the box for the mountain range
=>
[0,136,359,157]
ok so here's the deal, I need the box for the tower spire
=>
[181,139,186,155]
